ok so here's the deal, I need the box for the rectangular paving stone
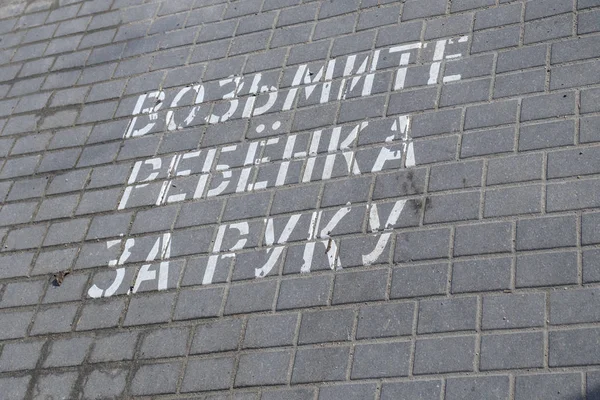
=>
[429,160,482,192]
[487,153,543,185]
[444,54,494,82]
[410,109,462,139]
[482,293,546,330]
[0,201,38,226]
[516,251,578,287]
[131,204,178,234]
[4,224,46,251]
[414,335,475,375]
[451,257,512,293]
[484,184,542,217]
[263,388,315,400]
[222,190,271,219]
[291,346,350,383]
[580,115,600,143]
[0,309,34,340]
[43,336,93,367]
[351,341,411,379]
[191,318,243,354]
[0,339,45,372]
[82,368,128,400]
[548,146,600,179]
[526,0,573,20]
[86,212,132,240]
[76,298,126,331]
[424,191,480,224]
[480,332,544,370]
[356,302,414,339]
[579,248,600,282]
[31,372,78,400]
[440,78,490,107]
[225,280,277,314]
[43,218,90,246]
[588,371,600,399]
[277,3,316,27]
[76,188,122,215]
[454,222,512,256]
[87,164,131,189]
[418,297,477,334]
[10,133,50,156]
[32,246,78,276]
[277,275,332,310]
[299,309,354,344]
[124,292,176,326]
[0,279,45,308]
[548,178,600,211]
[472,25,520,53]
[519,120,575,151]
[521,92,576,122]
[332,30,375,57]
[402,0,446,20]
[583,212,600,245]
[0,376,30,400]
[332,269,387,304]
[43,272,88,304]
[235,350,292,387]
[515,373,581,399]
[337,235,392,269]
[450,0,495,11]
[319,0,359,18]
[131,362,182,396]
[38,148,81,173]
[319,383,376,400]
[550,288,600,325]
[391,263,448,298]
[381,380,442,400]
[90,332,139,363]
[388,87,437,115]
[182,357,234,392]
[425,13,473,40]
[446,376,510,400]
[31,304,78,335]
[581,88,600,115]
[174,286,224,321]
[181,255,231,287]
[496,45,544,73]
[578,0,600,8]
[550,327,600,367]
[243,313,298,349]
[321,176,372,208]
[376,19,422,46]
[140,327,190,359]
[516,215,577,250]
[475,3,522,30]
[372,168,427,200]
[464,100,517,130]
[551,59,600,90]
[494,69,546,98]
[271,184,319,214]
[0,155,40,179]
[525,13,573,44]
[338,95,386,123]
[583,259,600,295]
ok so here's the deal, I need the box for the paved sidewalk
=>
[0,0,598,398]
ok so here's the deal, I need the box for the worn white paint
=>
[122,37,468,139]
[87,35,471,297]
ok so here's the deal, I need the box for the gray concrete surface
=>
[0,0,598,398]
